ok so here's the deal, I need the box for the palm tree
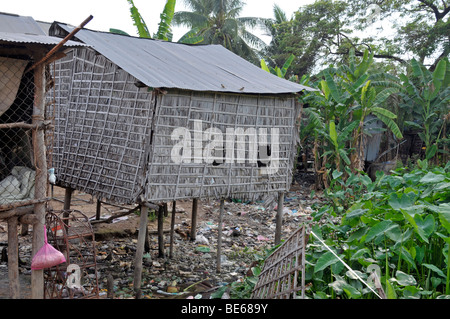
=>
[173,0,268,64]
[259,4,296,75]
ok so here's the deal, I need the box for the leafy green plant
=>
[399,58,450,161]
[111,0,202,44]
[298,49,403,188]
[228,245,277,299]
[302,160,450,299]
[261,54,296,80]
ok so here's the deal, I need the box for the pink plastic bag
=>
[31,225,66,270]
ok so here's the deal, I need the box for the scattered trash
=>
[195,234,209,245]
[195,246,210,253]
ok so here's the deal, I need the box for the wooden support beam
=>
[7,217,20,299]
[169,201,176,259]
[133,205,148,297]
[158,204,165,258]
[63,187,73,211]
[190,198,198,241]
[31,51,47,299]
[0,205,35,219]
[95,199,101,220]
[217,199,224,273]
[275,192,284,245]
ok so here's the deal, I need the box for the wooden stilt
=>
[158,204,165,258]
[169,201,176,258]
[133,205,148,297]
[7,217,19,299]
[275,192,284,245]
[63,187,73,211]
[217,199,224,273]
[190,198,198,241]
[95,199,101,220]
[163,202,168,217]
[31,51,47,299]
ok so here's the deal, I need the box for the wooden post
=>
[95,199,101,220]
[301,225,306,299]
[7,217,19,299]
[217,199,224,273]
[63,187,73,210]
[31,51,47,299]
[190,198,198,241]
[158,204,165,258]
[133,205,148,297]
[169,201,176,258]
[275,192,284,245]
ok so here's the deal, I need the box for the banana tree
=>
[323,49,403,171]
[261,54,294,78]
[399,58,449,161]
[111,0,202,43]
[300,49,404,185]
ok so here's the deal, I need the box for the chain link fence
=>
[0,55,37,208]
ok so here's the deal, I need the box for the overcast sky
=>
[1,0,316,43]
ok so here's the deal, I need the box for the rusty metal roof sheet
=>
[52,22,315,95]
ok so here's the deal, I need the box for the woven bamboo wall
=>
[146,89,298,205]
[50,48,300,206]
[50,48,153,204]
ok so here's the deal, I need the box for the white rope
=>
[310,230,383,299]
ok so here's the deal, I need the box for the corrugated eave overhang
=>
[51,22,316,95]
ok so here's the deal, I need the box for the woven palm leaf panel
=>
[51,48,153,204]
[145,89,298,205]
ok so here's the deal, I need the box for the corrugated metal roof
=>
[53,23,315,95]
[0,12,86,47]
[0,12,46,35]
[0,31,86,47]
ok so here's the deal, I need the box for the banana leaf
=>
[127,0,151,38]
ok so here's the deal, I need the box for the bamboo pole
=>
[63,187,73,210]
[275,192,284,245]
[0,198,48,213]
[169,201,176,258]
[0,121,52,130]
[7,217,19,299]
[31,51,47,299]
[133,205,148,297]
[217,199,224,273]
[190,198,198,241]
[158,204,165,258]
[95,199,101,220]
[26,15,93,73]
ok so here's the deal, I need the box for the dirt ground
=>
[0,186,234,298]
[0,174,317,299]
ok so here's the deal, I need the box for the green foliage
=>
[303,161,450,299]
[173,0,268,64]
[227,245,277,299]
[261,54,296,80]
[399,58,450,161]
[127,0,152,38]
[298,48,403,184]
[155,0,176,41]
[111,0,203,44]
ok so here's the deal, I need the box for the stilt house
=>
[48,23,315,207]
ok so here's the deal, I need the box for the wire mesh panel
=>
[251,217,312,299]
[0,55,36,210]
[43,210,99,299]
[50,48,154,204]
[146,89,300,205]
